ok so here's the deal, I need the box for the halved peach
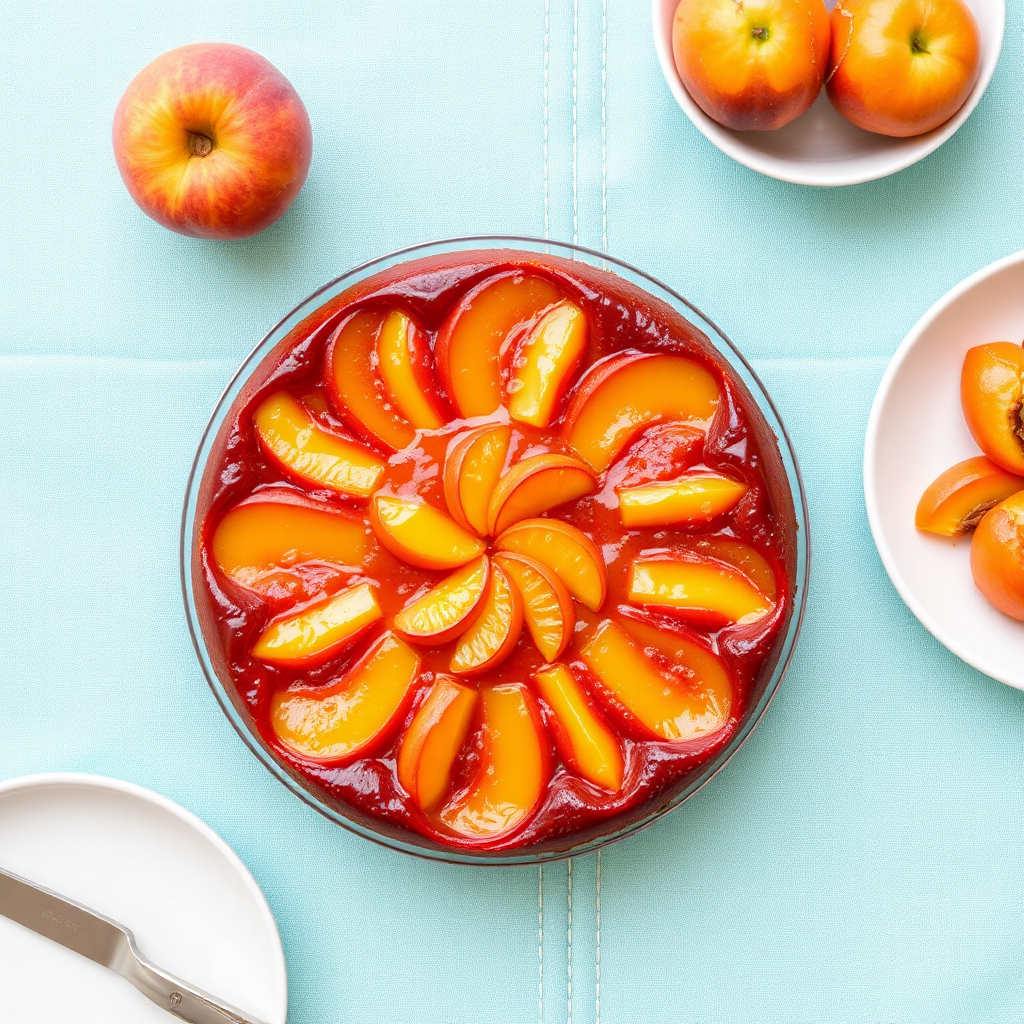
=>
[486,453,597,536]
[533,664,623,792]
[618,473,748,528]
[493,552,575,661]
[251,582,382,667]
[439,683,548,841]
[627,556,772,626]
[450,563,524,675]
[563,353,721,471]
[376,310,447,430]
[495,518,607,612]
[253,391,385,498]
[916,456,1024,537]
[270,631,420,764]
[443,424,512,535]
[397,676,478,812]
[961,342,1024,475]
[580,619,732,743]
[507,300,588,427]
[434,273,562,417]
[324,310,416,452]
[370,495,485,570]
[393,555,490,643]
[971,491,1024,621]
[211,487,367,593]
[612,422,705,488]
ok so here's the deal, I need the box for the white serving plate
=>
[0,774,287,1024]
[652,0,1005,186]
[864,250,1024,688]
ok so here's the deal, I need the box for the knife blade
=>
[0,865,270,1024]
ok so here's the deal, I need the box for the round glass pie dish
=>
[181,236,809,865]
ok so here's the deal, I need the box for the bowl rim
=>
[180,234,811,865]
[863,247,1024,688]
[650,0,1006,188]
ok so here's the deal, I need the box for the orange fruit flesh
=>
[443,424,512,535]
[450,564,523,675]
[494,552,574,662]
[377,310,446,430]
[486,454,597,536]
[370,495,485,570]
[618,473,748,527]
[393,556,490,642]
[916,455,1024,537]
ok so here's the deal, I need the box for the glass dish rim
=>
[180,234,811,867]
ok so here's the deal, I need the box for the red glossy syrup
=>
[194,250,797,854]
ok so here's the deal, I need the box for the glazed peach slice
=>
[398,676,478,812]
[439,683,548,841]
[211,487,367,593]
[564,353,721,472]
[486,453,597,536]
[377,310,447,430]
[450,563,524,675]
[271,631,420,764]
[534,664,623,792]
[253,391,384,498]
[618,473,748,528]
[493,552,575,662]
[627,555,772,627]
[495,518,607,612]
[916,456,1024,537]
[508,300,588,428]
[612,422,705,488]
[961,342,1024,475]
[443,424,512,535]
[435,272,562,417]
[370,495,485,570]
[393,555,490,644]
[580,619,732,743]
[251,582,382,667]
[686,536,778,603]
[324,310,415,451]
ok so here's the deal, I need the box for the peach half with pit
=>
[971,491,1024,622]
[961,342,1024,475]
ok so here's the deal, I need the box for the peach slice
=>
[439,683,548,841]
[393,555,490,644]
[376,309,447,430]
[618,473,748,528]
[450,563,524,675]
[443,424,512,535]
[435,273,562,417]
[369,495,485,570]
[324,310,416,452]
[580,619,732,743]
[961,342,1024,475]
[494,518,607,611]
[684,536,778,603]
[270,631,420,764]
[507,300,588,428]
[253,391,385,498]
[211,487,367,592]
[627,556,772,626]
[493,552,575,662]
[612,422,705,488]
[251,582,382,667]
[533,664,623,792]
[397,675,478,812]
[916,456,1024,537]
[563,353,721,472]
[486,453,597,536]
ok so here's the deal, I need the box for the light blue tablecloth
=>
[4,2,1024,1021]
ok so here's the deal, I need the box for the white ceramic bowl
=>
[652,0,1005,187]
[864,250,1024,689]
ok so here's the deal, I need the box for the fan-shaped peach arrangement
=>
[196,251,794,852]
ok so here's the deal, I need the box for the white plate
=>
[864,250,1024,689]
[0,774,287,1024]
[651,0,1005,186]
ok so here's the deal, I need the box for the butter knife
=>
[0,865,269,1024]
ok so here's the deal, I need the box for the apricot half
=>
[435,273,562,418]
[580,619,732,743]
[961,342,1024,475]
[494,551,575,662]
[450,563,524,675]
[486,453,597,536]
[370,495,485,570]
[439,683,548,841]
[618,473,748,528]
[377,310,447,430]
[393,555,490,644]
[270,631,420,763]
[253,391,384,498]
[507,300,588,428]
[563,353,721,472]
[443,424,512,535]
[971,492,1024,621]
[534,664,623,792]
[916,456,1024,537]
